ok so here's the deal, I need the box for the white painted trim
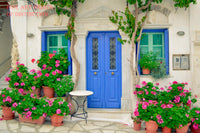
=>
[38,26,67,31]
[144,24,172,29]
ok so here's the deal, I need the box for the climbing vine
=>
[37,0,86,90]
[109,0,196,110]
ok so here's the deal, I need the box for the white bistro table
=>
[69,91,93,123]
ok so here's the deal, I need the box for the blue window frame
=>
[41,31,72,75]
[138,29,169,74]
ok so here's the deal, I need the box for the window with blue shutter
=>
[41,31,72,75]
[139,29,169,74]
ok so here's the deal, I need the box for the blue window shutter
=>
[136,42,141,74]
[164,29,169,74]
[42,32,47,51]
[68,40,72,75]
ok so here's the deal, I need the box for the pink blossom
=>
[43,105,45,107]
[149,100,153,104]
[17,72,22,78]
[12,102,18,107]
[45,73,49,77]
[5,77,11,82]
[3,99,5,103]
[18,89,24,94]
[43,113,47,118]
[187,100,191,105]
[156,114,162,119]
[133,91,137,95]
[34,76,37,79]
[145,91,149,95]
[167,104,173,108]
[189,88,192,90]
[24,108,29,111]
[6,96,12,103]
[55,69,62,74]
[167,90,171,93]
[68,103,72,110]
[56,109,61,114]
[168,86,172,90]
[42,64,47,68]
[0,118,3,121]
[158,118,163,124]
[30,94,35,98]
[177,86,182,91]
[57,78,61,81]
[2,94,5,97]
[156,83,159,86]
[58,101,63,105]
[134,108,139,116]
[179,124,183,128]
[21,82,25,86]
[142,104,147,109]
[180,92,186,97]
[161,104,167,109]
[20,64,24,66]
[142,98,145,101]
[193,123,199,130]
[152,87,156,90]
[136,85,141,88]
[195,95,198,98]
[197,118,199,120]
[151,91,157,95]
[32,107,36,110]
[142,81,147,86]
[184,89,189,93]
[56,60,60,64]
[185,82,188,85]
[195,110,200,114]
[137,91,143,94]
[30,69,36,73]
[63,113,66,115]
[192,118,196,122]
[186,114,189,118]
[31,86,36,90]
[14,82,19,86]
[55,64,60,67]
[16,61,20,65]
[26,111,32,118]
[173,81,178,84]
[6,87,11,90]
[169,117,172,119]
[174,96,180,103]
[52,71,57,75]
[48,101,53,106]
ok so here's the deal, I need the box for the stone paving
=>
[0,118,147,133]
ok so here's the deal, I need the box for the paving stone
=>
[71,124,84,131]
[8,122,19,130]
[115,131,128,133]
[93,121,111,127]
[89,130,102,133]
[102,130,114,133]
[19,122,36,127]
[39,125,54,132]
[21,126,36,132]
[0,130,10,133]
[54,126,70,131]
[103,125,120,130]
[81,123,101,130]
[0,120,7,130]
[6,119,18,123]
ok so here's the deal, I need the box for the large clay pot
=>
[51,114,64,126]
[176,123,191,133]
[2,106,15,120]
[133,121,141,131]
[162,127,171,133]
[191,124,200,133]
[18,114,45,124]
[142,68,150,75]
[42,86,54,98]
[23,88,41,97]
[145,120,158,133]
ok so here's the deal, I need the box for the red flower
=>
[31,58,35,63]
[160,62,162,64]
[37,60,39,64]
[49,53,54,58]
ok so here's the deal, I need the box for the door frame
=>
[86,31,122,108]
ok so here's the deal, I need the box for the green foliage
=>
[138,52,159,70]
[46,97,70,116]
[65,15,75,40]
[173,0,196,8]
[11,94,49,120]
[190,107,200,129]
[135,81,159,100]
[0,88,22,107]
[54,75,74,97]
[151,61,167,79]
[37,48,70,73]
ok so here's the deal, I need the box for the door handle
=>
[111,72,114,75]
[94,72,97,75]
[105,72,107,74]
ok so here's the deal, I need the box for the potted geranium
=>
[135,81,159,101]
[132,108,141,131]
[40,69,63,98]
[11,94,47,124]
[137,101,159,133]
[37,48,70,73]
[190,107,200,133]
[138,52,159,74]
[46,97,70,126]
[0,88,22,120]
[53,75,74,97]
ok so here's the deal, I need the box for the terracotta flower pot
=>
[176,123,191,133]
[23,88,41,97]
[145,120,158,133]
[191,124,200,133]
[162,127,171,133]
[18,114,45,125]
[51,114,64,126]
[142,68,150,75]
[1,106,15,120]
[133,121,141,131]
[42,86,54,98]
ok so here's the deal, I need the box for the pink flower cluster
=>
[134,108,139,116]
[161,104,174,109]
[174,96,180,103]
[156,114,163,124]
[193,123,199,130]
[55,60,60,68]
[3,96,12,103]
[56,109,61,114]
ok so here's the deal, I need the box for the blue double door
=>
[86,31,122,108]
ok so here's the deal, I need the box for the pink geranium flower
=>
[177,86,182,91]
[55,64,60,67]
[58,101,63,105]
[5,77,11,82]
[12,102,18,107]
[14,82,19,86]
[48,101,53,106]
[142,81,147,86]
[16,61,20,65]
[52,71,57,75]
[173,81,178,84]
[168,86,172,90]
[43,113,47,118]
[136,85,141,88]
[133,91,137,94]
[152,87,156,90]
[31,86,36,90]
[193,123,199,130]
[187,100,191,105]
[161,104,167,109]
[6,96,12,103]
[137,91,143,94]
[134,108,139,116]
[24,108,29,111]
[56,60,60,64]
[2,94,5,97]
[185,114,189,118]
[30,69,36,73]
[18,89,24,94]
[158,118,163,124]
[45,73,49,77]
[174,96,180,103]
[42,64,47,68]
[56,109,61,114]
[21,82,25,86]
[68,103,72,110]
[57,78,60,81]
[32,107,36,110]
[195,110,200,114]
[155,83,159,86]
[151,91,157,95]
[17,72,22,78]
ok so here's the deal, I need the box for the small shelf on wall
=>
[173,54,190,70]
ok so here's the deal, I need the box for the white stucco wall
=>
[9,0,200,110]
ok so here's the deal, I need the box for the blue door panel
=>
[87,31,122,108]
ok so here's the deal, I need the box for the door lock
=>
[94,72,97,75]
[105,72,107,74]
[111,72,114,75]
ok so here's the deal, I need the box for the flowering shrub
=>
[191,107,200,129]
[46,97,70,116]
[0,88,22,107]
[11,94,48,120]
[135,81,159,100]
[53,75,74,97]
[138,52,159,70]
[36,48,70,72]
